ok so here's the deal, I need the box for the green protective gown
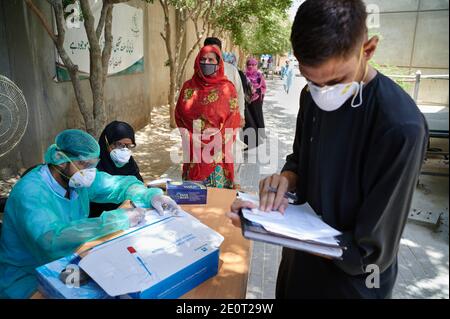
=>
[0,165,163,298]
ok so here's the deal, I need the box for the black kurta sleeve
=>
[334,122,428,275]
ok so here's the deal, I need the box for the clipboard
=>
[238,210,344,260]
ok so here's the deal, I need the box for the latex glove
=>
[125,208,146,227]
[151,194,181,216]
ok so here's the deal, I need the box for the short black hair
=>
[291,0,367,66]
[204,37,222,49]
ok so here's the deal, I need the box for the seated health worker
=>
[0,129,180,298]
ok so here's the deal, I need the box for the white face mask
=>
[69,168,97,188]
[307,45,368,112]
[308,80,364,112]
[110,148,132,168]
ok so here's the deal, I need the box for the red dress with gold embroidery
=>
[175,46,241,188]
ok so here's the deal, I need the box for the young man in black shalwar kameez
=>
[227,0,428,299]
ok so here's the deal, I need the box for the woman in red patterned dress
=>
[175,45,241,188]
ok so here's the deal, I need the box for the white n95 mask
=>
[308,80,364,112]
[308,44,368,112]
[110,148,132,168]
[69,168,97,188]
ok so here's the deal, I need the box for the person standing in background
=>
[244,58,267,148]
[204,37,246,188]
[175,45,241,188]
[204,38,245,124]
[262,56,269,75]
[283,60,295,94]
[280,60,289,80]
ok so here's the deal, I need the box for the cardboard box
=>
[166,181,207,205]
[35,254,112,299]
[127,249,219,299]
[35,211,223,299]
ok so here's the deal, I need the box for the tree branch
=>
[174,10,185,70]
[25,0,57,44]
[101,4,113,83]
[158,0,179,127]
[108,0,130,3]
[52,1,94,133]
[159,0,173,65]
[96,1,109,41]
[51,0,66,47]
[177,32,203,89]
[183,4,196,22]
[79,0,105,135]
[79,0,102,56]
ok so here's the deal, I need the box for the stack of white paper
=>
[238,192,344,259]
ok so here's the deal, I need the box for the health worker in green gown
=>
[0,129,180,298]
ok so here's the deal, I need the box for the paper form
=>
[238,192,341,242]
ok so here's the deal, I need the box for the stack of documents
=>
[238,192,345,259]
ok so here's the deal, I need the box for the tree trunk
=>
[168,62,177,128]
[27,0,121,137]
[159,0,178,128]
[169,8,191,128]
[238,48,246,70]
[177,27,203,91]
[80,0,107,138]
[159,1,216,128]
[177,4,211,91]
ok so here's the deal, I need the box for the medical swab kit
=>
[166,181,207,205]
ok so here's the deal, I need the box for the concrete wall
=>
[0,0,178,174]
[1,0,49,175]
[365,0,449,105]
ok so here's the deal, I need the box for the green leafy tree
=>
[243,11,291,56]
[211,0,292,66]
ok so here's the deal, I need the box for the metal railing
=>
[387,71,449,102]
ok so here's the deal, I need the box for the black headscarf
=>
[90,121,144,217]
[97,121,143,182]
